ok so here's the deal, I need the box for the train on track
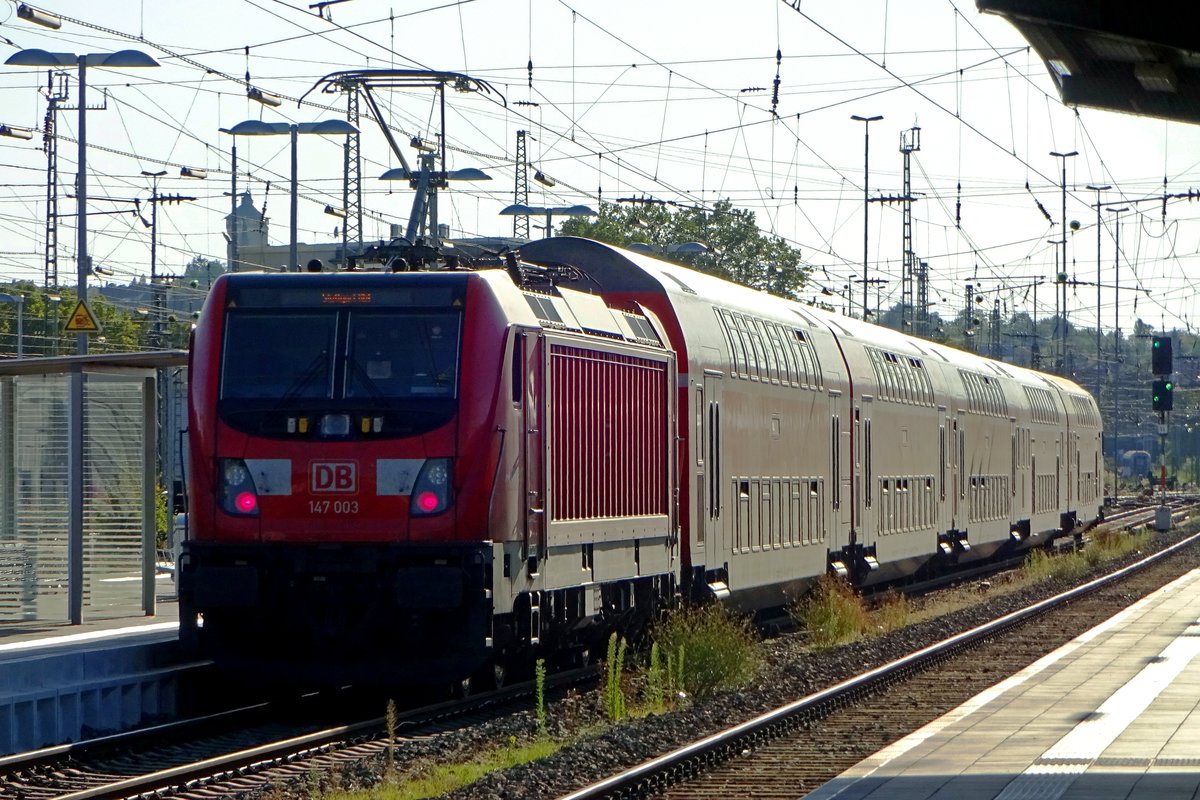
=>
[178,236,1103,686]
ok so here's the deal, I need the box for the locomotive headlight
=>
[223,461,250,487]
[319,413,351,437]
[425,461,449,486]
[219,458,260,517]
[411,457,453,517]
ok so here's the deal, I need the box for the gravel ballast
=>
[258,523,1198,800]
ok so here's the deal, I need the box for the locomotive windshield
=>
[218,306,462,438]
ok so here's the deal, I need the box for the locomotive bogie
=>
[178,540,493,684]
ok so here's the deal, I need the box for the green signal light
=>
[1166,382,1174,390]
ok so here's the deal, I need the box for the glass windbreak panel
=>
[345,312,461,399]
[221,313,336,400]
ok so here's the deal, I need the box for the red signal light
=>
[235,492,258,513]
[415,490,440,513]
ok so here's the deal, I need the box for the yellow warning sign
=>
[64,300,102,334]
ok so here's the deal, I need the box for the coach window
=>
[766,323,793,385]
[791,332,808,386]
[831,416,841,509]
[752,318,780,383]
[715,309,745,378]
[511,334,524,405]
[730,313,756,378]
[864,420,873,508]
[938,425,946,501]
[738,314,766,380]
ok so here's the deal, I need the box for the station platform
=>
[0,598,178,653]
[0,597,194,756]
[807,568,1200,800]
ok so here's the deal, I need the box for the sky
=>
[1,0,1199,339]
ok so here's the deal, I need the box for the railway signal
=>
[1152,335,1173,375]
[1152,379,1174,411]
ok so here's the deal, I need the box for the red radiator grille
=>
[549,344,669,521]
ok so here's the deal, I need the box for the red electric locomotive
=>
[179,262,679,684]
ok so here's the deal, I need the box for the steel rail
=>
[0,690,259,772]
[559,526,1200,800]
[1,667,594,800]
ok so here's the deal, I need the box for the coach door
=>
[953,410,966,530]
[697,371,723,564]
[937,407,947,532]
[520,331,546,571]
[858,398,875,550]
[830,389,851,552]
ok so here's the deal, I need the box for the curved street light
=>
[499,204,597,238]
[222,118,359,271]
[5,45,159,626]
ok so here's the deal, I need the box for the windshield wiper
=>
[272,350,331,408]
[343,355,387,405]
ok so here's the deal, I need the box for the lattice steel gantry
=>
[900,126,921,334]
[513,130,530,240]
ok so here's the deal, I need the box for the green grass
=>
[652,604,759,698]
[324,738,562,800]
[796,574,875,648]
[1024,529,1152,583]
[872,589,915,634]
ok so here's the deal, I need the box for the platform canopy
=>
[978,0,1200,125]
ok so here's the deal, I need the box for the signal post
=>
[1151,335,1173,530]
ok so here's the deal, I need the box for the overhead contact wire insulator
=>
[527,59,533,89]
[771,48,782,116]
[956,181,961,227]
[1026,181,1052,223]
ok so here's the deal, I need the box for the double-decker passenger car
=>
[179,237,1102,685]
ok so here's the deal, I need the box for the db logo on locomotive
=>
[310,461,357,493]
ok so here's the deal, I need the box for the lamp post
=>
[1050,150,1077,373]
[1086,184,1110,399]
[223,119,358,271]
[0,293,24,357]
[1110,205,1129,501]
[45,294,61,355]
[380,162,492,247]
[851,114,883,320]
[6,46,158,625]
[7,48,160,354]
[498,204,597,238]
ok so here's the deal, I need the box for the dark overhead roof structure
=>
[977,0,1200,125]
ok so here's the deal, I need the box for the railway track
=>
[559,523,1200,800]
[0,669,593,800]
[4,504,1188,800]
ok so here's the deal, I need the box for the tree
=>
[177,256,225,290]
[558,199,810,298]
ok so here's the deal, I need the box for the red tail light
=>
[219,459,260,517]
[410,458,452,516]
